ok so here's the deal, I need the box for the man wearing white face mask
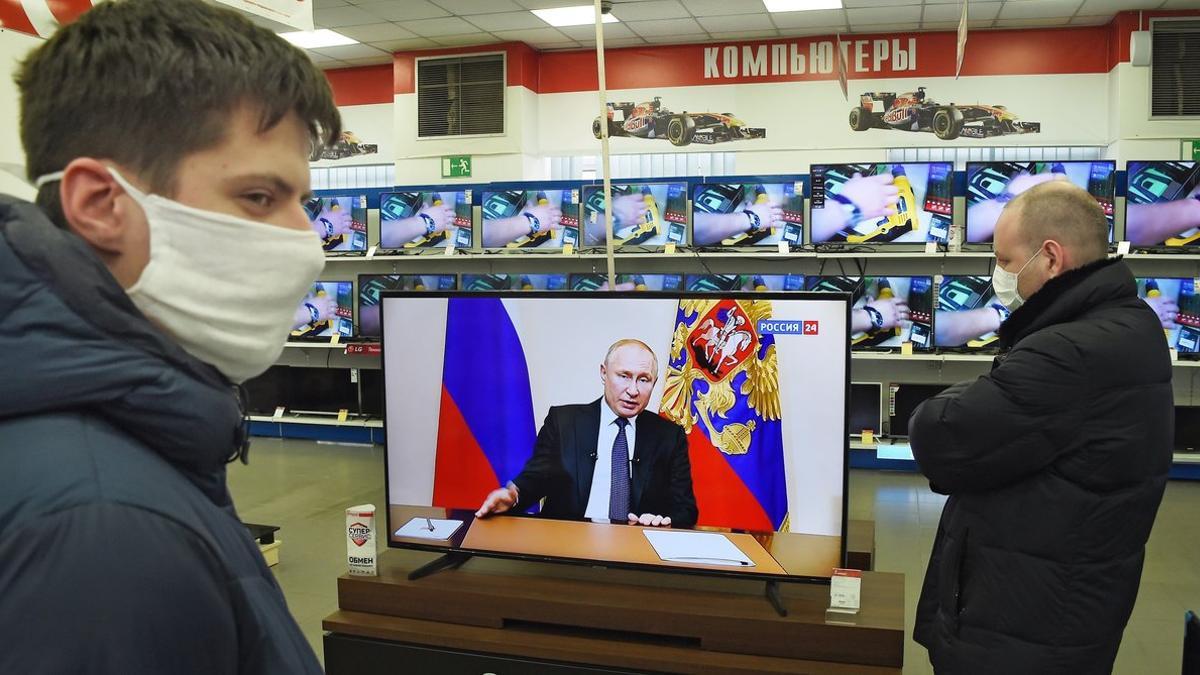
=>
[909,181,1172,674]
[0,1,338,673]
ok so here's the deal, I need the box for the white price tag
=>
[365,245,378,260]
[777,241,790,255]
[924,241,938,255]
[1117,241,1131,256]
[272,406,285,420]
[444,242,456,256]
[1170,348,1179,362]
[829,568,862,613]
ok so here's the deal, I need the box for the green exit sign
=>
[1191,140,1200,162]
[441,155,471,178]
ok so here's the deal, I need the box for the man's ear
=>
[1044,239,1068,276]
[57,158,140,255]
[600,363,607,383]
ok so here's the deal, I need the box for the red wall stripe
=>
[324,64,393,106]
[0,1,37,35]
[392,41,539,96]
[45,0,91,25]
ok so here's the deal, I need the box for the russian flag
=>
[432,297,536,509]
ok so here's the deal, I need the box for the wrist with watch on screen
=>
[522,211,542,237]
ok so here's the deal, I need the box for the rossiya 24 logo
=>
[758,320,819,336]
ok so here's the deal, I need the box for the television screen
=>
[480,189,581,249]
[380,190,473,250]
[568,274,684,291]
[691,181,804,247]
[849,383,882,437]
[581,182,688,248]
[809,162,953,245]
[1126,161,1200,248]
[684,274,806,292]
[291,281,354,339]
[965,161,1116,244]
[381,292,849,581]
[805,276,934,350]
[1136,278,1200,354]
[359,275,458,338]
[888,383,950,437]
[935,275,1007,350]
[1175,406,1200,453]
[462,274,569,291]
[306,195,368,252]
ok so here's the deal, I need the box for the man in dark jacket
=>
[911,181,1173,674]
[0,2,340,673]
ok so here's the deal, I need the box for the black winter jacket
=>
[0,196,323,674]
[911,258,1173,674]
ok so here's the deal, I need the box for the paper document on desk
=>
[643,530,755,567]
[395,517,463,541]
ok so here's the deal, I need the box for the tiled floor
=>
[228,438,1200,673]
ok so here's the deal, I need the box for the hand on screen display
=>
[310,294,338,322]
[611,193,649,228]
[526,203,564,231]
[418,203,457,233]
[864,296,910,330]
[475,485,518,518]
[321,207,354,237]
[840,172,900,219]
[1144,295,1180,328]
[1003,171,1068,197]
[628,513,672,528]
[745,200,784,230]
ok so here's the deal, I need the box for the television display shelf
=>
[321,250,969,263]
[1174,452,1200,465]
[283,342,348,350]
[248,414,383,429]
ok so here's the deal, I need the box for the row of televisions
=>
[292,274,1200,356]
[311,160,1200,252]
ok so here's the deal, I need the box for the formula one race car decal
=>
[593,96,766,147]
[311,131,379,161]
[848,87,1041,141]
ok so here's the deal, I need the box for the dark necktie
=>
[609,417,631,523]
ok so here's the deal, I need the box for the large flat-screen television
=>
[379,189,473,250]
[380,292,850,581]
[480,188,581,250]
[685,274,806,292]
[1126,161,1200,249]
[568,273,684,291]
[809,162,953,245]
[462,274,570,291]
[691,181,804,247]
[888,383,951,438]
[290,281,354,339]
[805,276,934,350]
[358,275,458,338]
[1136,277,1200,355]
[306,195,368,253]
[934,275,1006,351]
[581,182,688,248]
[850,382,882,438]
[965,161,1116,244]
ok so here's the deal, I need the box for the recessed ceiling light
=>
[532,5,620,27]
[278,29,358,50]
[764,0,843,11]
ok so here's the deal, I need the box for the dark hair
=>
[1010,182,1110,263]
[17,0,341,227]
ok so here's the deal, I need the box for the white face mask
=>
[36,168,326,383]
[992,249,1041,311]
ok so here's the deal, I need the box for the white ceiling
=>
[308,0,1194,69]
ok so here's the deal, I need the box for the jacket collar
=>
[998,256,1134,350]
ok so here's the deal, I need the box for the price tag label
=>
[924,241,938,255]
[1117,241,1131,256]
[664,243,677,255]
[273,406,285,420]
[365,245,378,260]
[1170,348,1179,362]
[777,241,790,255]
[337,409,349,423]
[861,430,874,445]
[444,242,456,256]
[829,568,862,613]
[329,333,341,346]
[901,342,914,356]
[562,243,574,256]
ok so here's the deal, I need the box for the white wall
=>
[0,29,44,197]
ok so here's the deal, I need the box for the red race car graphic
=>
[849,87,1041,141]
[593,96,766,147]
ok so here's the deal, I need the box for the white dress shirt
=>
[584,402,638,523]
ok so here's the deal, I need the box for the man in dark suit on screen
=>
[476,339,698,529]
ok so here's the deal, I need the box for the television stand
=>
[406,551,472,580]
[764,579,787,617]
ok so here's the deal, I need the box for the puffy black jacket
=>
[911,258,1173,674]
[0,196,322,674]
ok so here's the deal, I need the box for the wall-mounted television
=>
[1126,161,1200,249]
[581,182,688,248]
[359,274,458,338]
[480,188,581,250]
[307,195,368,253]
[934,275,1006,350]
[462,274,569,291]
[380,291,850,581]
[691,181,804,247]
[1136,277,1200,354]
[888,383,951,438]
[568,273,685,291]
[379,189,473,250]
[290,281,354,339]
[965,161,1116,244]
[805,276,933,350]
[684,274,806,292]
[809,162,953,245]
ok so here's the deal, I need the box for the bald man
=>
[476,340,698,529]
[909,182,1173,674]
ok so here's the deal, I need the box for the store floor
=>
[228,438,1200,674]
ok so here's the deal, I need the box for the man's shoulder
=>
[637,410,685,437]
[547,400,600,420]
